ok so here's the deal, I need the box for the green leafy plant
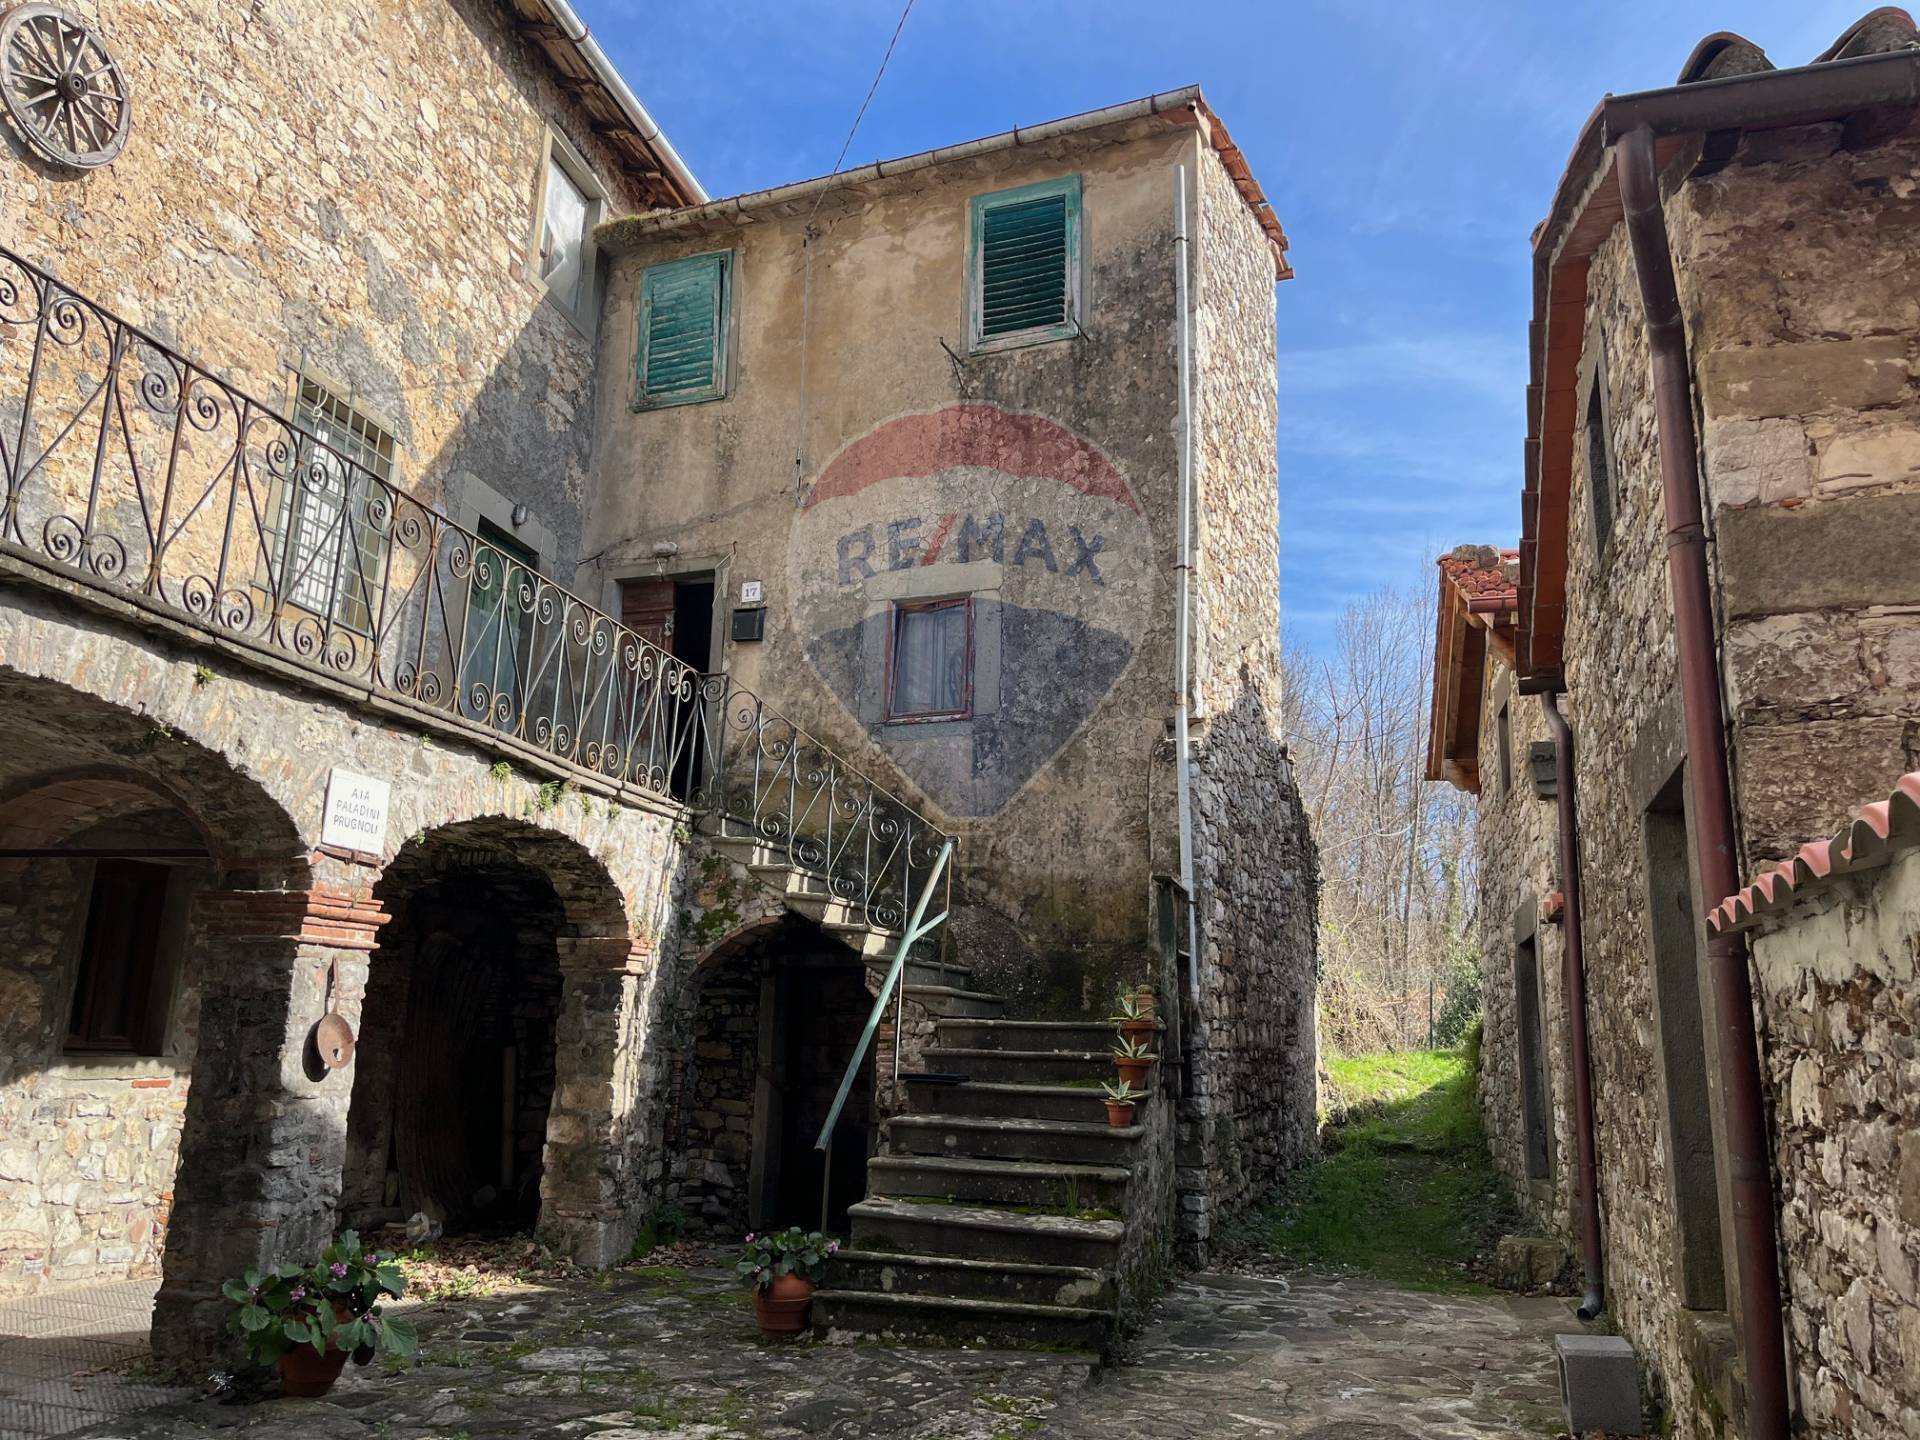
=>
[734,1227,838,1292]
[489,761,512,782]
[192,664,214,687]
[1108,987,1150,1023]
[1100,1078,1142,1102]
[222,1230,417,1367]
[534,779,567,811]
[1112,1035,1154,1061]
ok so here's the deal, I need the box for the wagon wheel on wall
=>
[0,4,130,169]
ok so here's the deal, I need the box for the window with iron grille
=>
[886,597,972,721]
[277,378,395,636]
[969,176,1082,351]
[636,251,731,407]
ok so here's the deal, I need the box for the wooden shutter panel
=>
[980,195,1069,338]
[639,254,727,404]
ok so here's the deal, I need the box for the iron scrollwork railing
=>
[0,244,954,931]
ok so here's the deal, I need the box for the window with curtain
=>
[887,598,971,720]
[539,153,591,312]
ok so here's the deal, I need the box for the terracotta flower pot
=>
[1114,1055,1152,1087]
[277,1339,351,1397]
[1104,1098,1136,1129]
[752,1272,815,1338]
[1131,986,1159,1018]
[1118,1017,1157,1044]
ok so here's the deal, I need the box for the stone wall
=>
[1,0,651,576]
[1171,138,1320,1258]
[1747,849,1920,1438]
[1470,660,1575,1241]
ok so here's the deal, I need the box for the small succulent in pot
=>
[1101,1078,1142,1128]
[1112,1034,1155,1086]
[1109,987,1158,1042]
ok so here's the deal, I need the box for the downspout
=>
[1539,693,1604,1321]
[1172,164,1200,1000]
[1616,124,1790,1440]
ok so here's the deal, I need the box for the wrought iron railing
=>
[0,244,954,930]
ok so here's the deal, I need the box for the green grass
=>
[1248,1047,1516,1292]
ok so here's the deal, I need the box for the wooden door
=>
[619,578,675,654]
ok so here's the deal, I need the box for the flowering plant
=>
[734,1227,838,1292]
[222,1229,418,1367]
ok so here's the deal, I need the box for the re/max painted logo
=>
[835,513,1107,587]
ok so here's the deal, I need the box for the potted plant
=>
[223,1230,417,1397]
[736,1227,838,1338]
[1110,987,1158,1044]
[1112,1034,1155,1087]
[1129,982,1159,1020]
[1101,1078,1141,1128]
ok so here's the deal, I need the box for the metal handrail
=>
[813,839,953,1231]
[0,243,957,931]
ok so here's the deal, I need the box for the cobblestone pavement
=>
[42,1265,1580,1439]
[0,1280,190,1440]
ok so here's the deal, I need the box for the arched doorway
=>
[344,834,569,1238]
[669,915,877,1236]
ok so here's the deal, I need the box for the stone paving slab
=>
[39,1265,1583,1440]
[0,1279,191,1440]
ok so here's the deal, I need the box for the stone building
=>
[0,1,1316,1362]
[1430,12,1920,1439]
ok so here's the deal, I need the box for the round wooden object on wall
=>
[1,5,131,169]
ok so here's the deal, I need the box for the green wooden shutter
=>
[970,177,1081,349]
[638,252,729,406]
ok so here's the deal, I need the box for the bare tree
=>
[1286,578,1480,1056]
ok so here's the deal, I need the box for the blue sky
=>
[579,1,1868,653]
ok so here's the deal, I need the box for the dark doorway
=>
[621,573,714,800]
[1513,931,1552,1182]
[1644,768,1727,1309]
[669,918,874,1237]
[345,863,564,1237]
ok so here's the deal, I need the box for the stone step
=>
[902,986,1005,1020]
[885,1112,1141,1167]
[848,1197,1124,1271]
[877,955,977,992]
[811,1288,1110,1352]
[904,1080,1118,1125]
[828,1249,1115,1310]
[932,1018,1124,1053]
[867,1154,1130,1211]
[923,1047,1139,1085]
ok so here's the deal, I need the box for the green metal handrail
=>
[814,838,954,1232]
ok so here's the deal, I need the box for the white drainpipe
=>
[1173,164,1200,998]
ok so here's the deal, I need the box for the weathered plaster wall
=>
[0,0,649,573]
[1748,851,1920,1439]
[1176,146,1319,1254]
[586,119,1201,1008]
[1469,660,1574,1241]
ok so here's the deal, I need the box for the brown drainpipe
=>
[1616,123,1790,1440]
[1538,693,1603,1321]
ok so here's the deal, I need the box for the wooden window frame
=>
[884,596,973,723]
[634,250,733,410]
[527,126,608,332]
[967,175,1083,354]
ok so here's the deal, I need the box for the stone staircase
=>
[705,818,1149,1354]
[813,1017,1150,1354]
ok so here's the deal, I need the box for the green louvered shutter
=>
[971,177,1081,348]
[638,252,729,406]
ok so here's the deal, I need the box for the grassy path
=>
[1237,1047,1519,1291]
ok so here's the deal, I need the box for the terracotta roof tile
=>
[1709,771,1920,933]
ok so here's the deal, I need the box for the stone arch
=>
[663,910,879,1237]
[0,666,332,1363]
[350,816,642,1265]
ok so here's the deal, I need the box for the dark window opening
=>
[66,859,170,1055]
[886,597,972,722]
[1587,379,1615,555]
[1496,700,1514,796]
[1514,930,1552,1182]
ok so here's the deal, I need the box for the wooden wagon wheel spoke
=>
[0,5,130,168]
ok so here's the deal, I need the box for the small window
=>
[1496,700,1513,796]
[969,176,1082,351]
[1587,372,1615,555]
[67,859,171,1055]
[277,378,395,635]
[531,131,605,321]
[636,252,731,407]
[886,598,972,721]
